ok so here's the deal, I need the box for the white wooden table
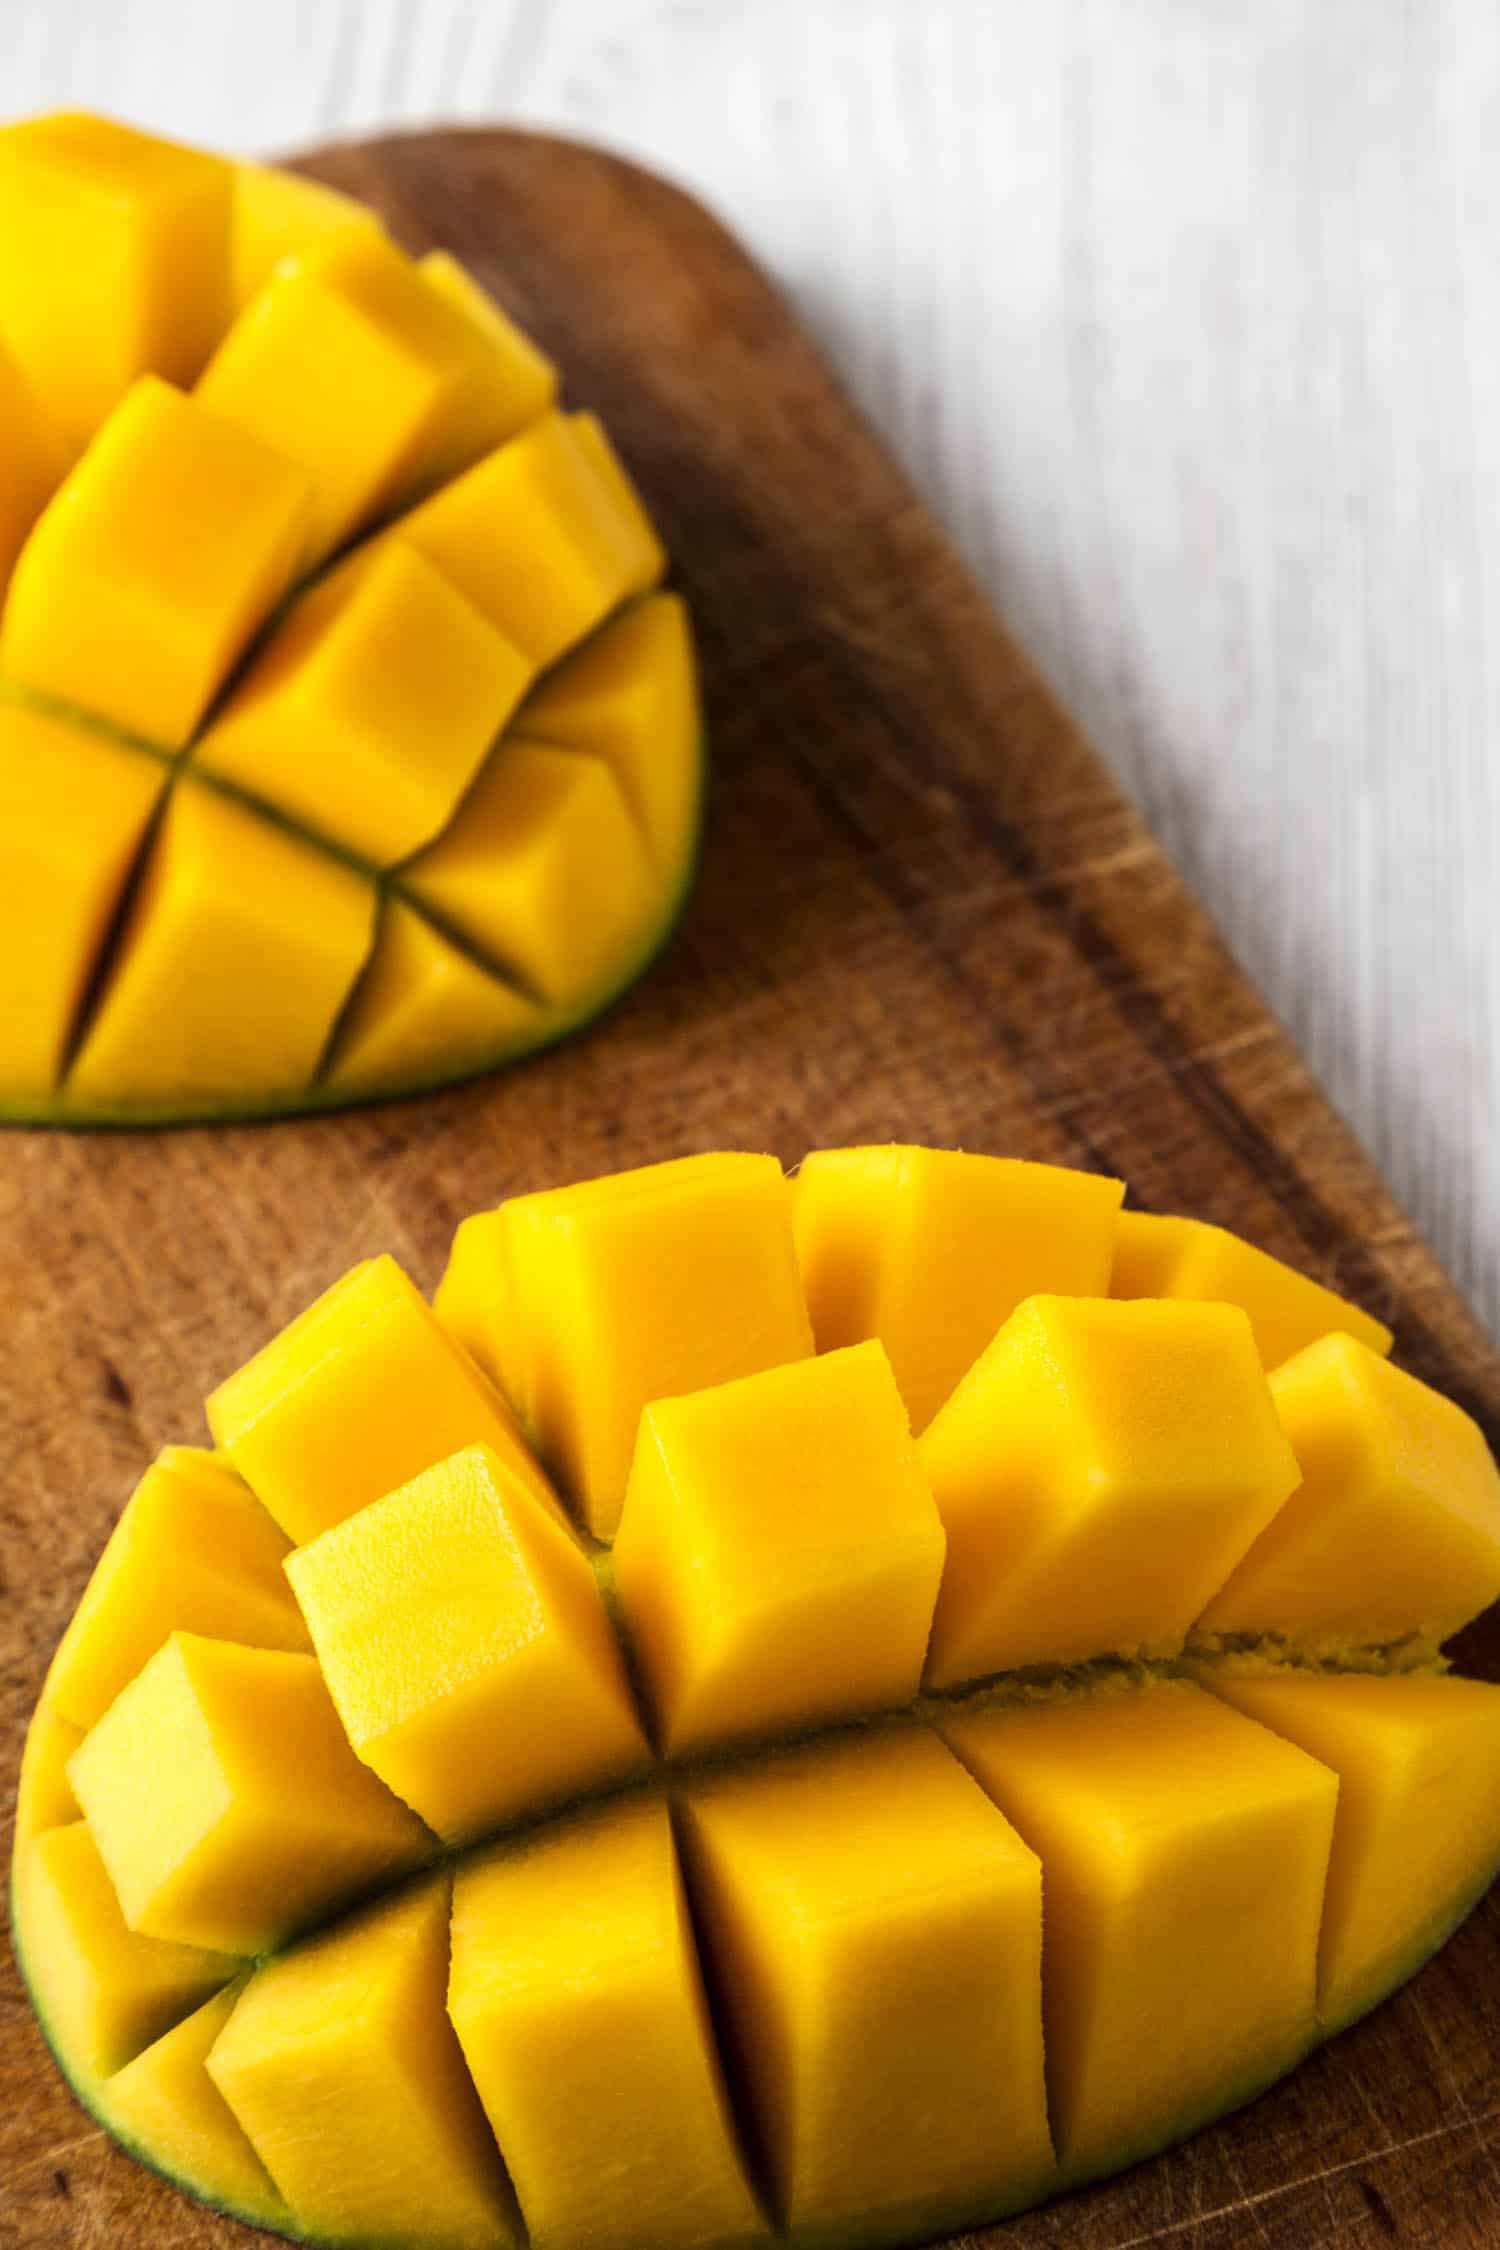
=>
[10,0,1500,1334]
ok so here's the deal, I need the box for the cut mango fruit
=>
[613,1342,946,1752]
[1199,1667,1500,2032]
[0,113,230,443]
[920,1295,1300,1684]
[1197,1331,1500,1654]
[230,161,385,313]
[0,114,699,1126]
[15,1147,1500,2250]
[792,1145,1125,1431]
[450,1797,766,2250]
[1111,1208,1394,1365]
[2,375,311,748]
[193,543,531,868]
[205,1875,521,2250]
[43,1445,309,1733]
[285,1445,647,1842]
[677,1728,1054,2246]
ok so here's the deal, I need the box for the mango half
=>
[0,116,699,1124]
[14,1146,1500,2250]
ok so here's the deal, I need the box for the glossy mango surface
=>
[14,1148,1500,2250]
[0,114,700,1125]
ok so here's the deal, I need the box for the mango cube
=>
[391,411,649,665]
[66,779,374,1112]
[206,1251,560,1545]
[567,411,669,595]
[434,1208,519,1396]
[231,162,384,312]
[1198,1333,1500,1650]
[402,739,655,1008]
[285,1444,647,1842]
[207,1875,520,2250]
[0,376,311,747]
[520,592,699,871]
[1202,1669,1500,2031]
[69,1634,432,1954]
[194,543,531,867]
[0,114,231,442]
[417,251,558,431]
[324,898,545,1096]
[198,230,544,563]
[104,1983,288,2227]
[0,337,67,582]
[613,1342,945,1753]
[677,1728,1054,2245]
[450,1798,767,2250]
[489,1153,815,1537]
[943,1681,1336,2177]
[921,1296,1302,1687]
[793,1146,1125,1431]
[0,706,165,1098]
[14,1822,238,2081]
[45,1445,309,1734]
[1111,1209,1394,1365]
[15,1708,83,1846]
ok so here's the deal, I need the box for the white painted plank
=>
[5,0,1500,1330]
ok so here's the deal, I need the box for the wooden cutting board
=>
[3,128,1498,2250]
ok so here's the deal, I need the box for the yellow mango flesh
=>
[678,1727,1054,2247]
[520,591,701,872]
[1111,1209,1394,1365]
[198,230,542,566]
[16,1147,1500,2250]
[417,251,559,431]
[921,1294,1301,1684]
[14,1821,239,2083]
[403,738,657,1007]
[450,1797,768,2250]
[1200,1667,1500,2031]
[15,1708,83,1846]
[613,1342,946,1752]
[1199,1332,1500,1651]
[0,119,693,1125]
[206,1250,562,1545]
[66,778,376,1112]
[0,706,165,1097]
[285,1445,647,1842]
[0,113,230,443]
[44,1445,309,1733]
[194,542,531,868]
[486,1153,815,1536]
[391,410,653,663]
[944,1681,1336,2179]
[68,1632,431,1954]
[0,338,67,582]
[205,1874,521,2250]
[794,1146,1124,1432]
[231,162,385,312]
[102,1982,288,2227]
[1,375,311,748]
[323,897,545,1095]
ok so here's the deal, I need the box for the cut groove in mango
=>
[14,1147,1500,2250]
[0,113,699,1126]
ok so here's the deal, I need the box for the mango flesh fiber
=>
[14,1147,1500,2250]
[0,113,701,1125]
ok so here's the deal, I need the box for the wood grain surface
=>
[3,127,1498,2250]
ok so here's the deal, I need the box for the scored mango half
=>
[0,116,699,1124]
[13,1144,1500,2250]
